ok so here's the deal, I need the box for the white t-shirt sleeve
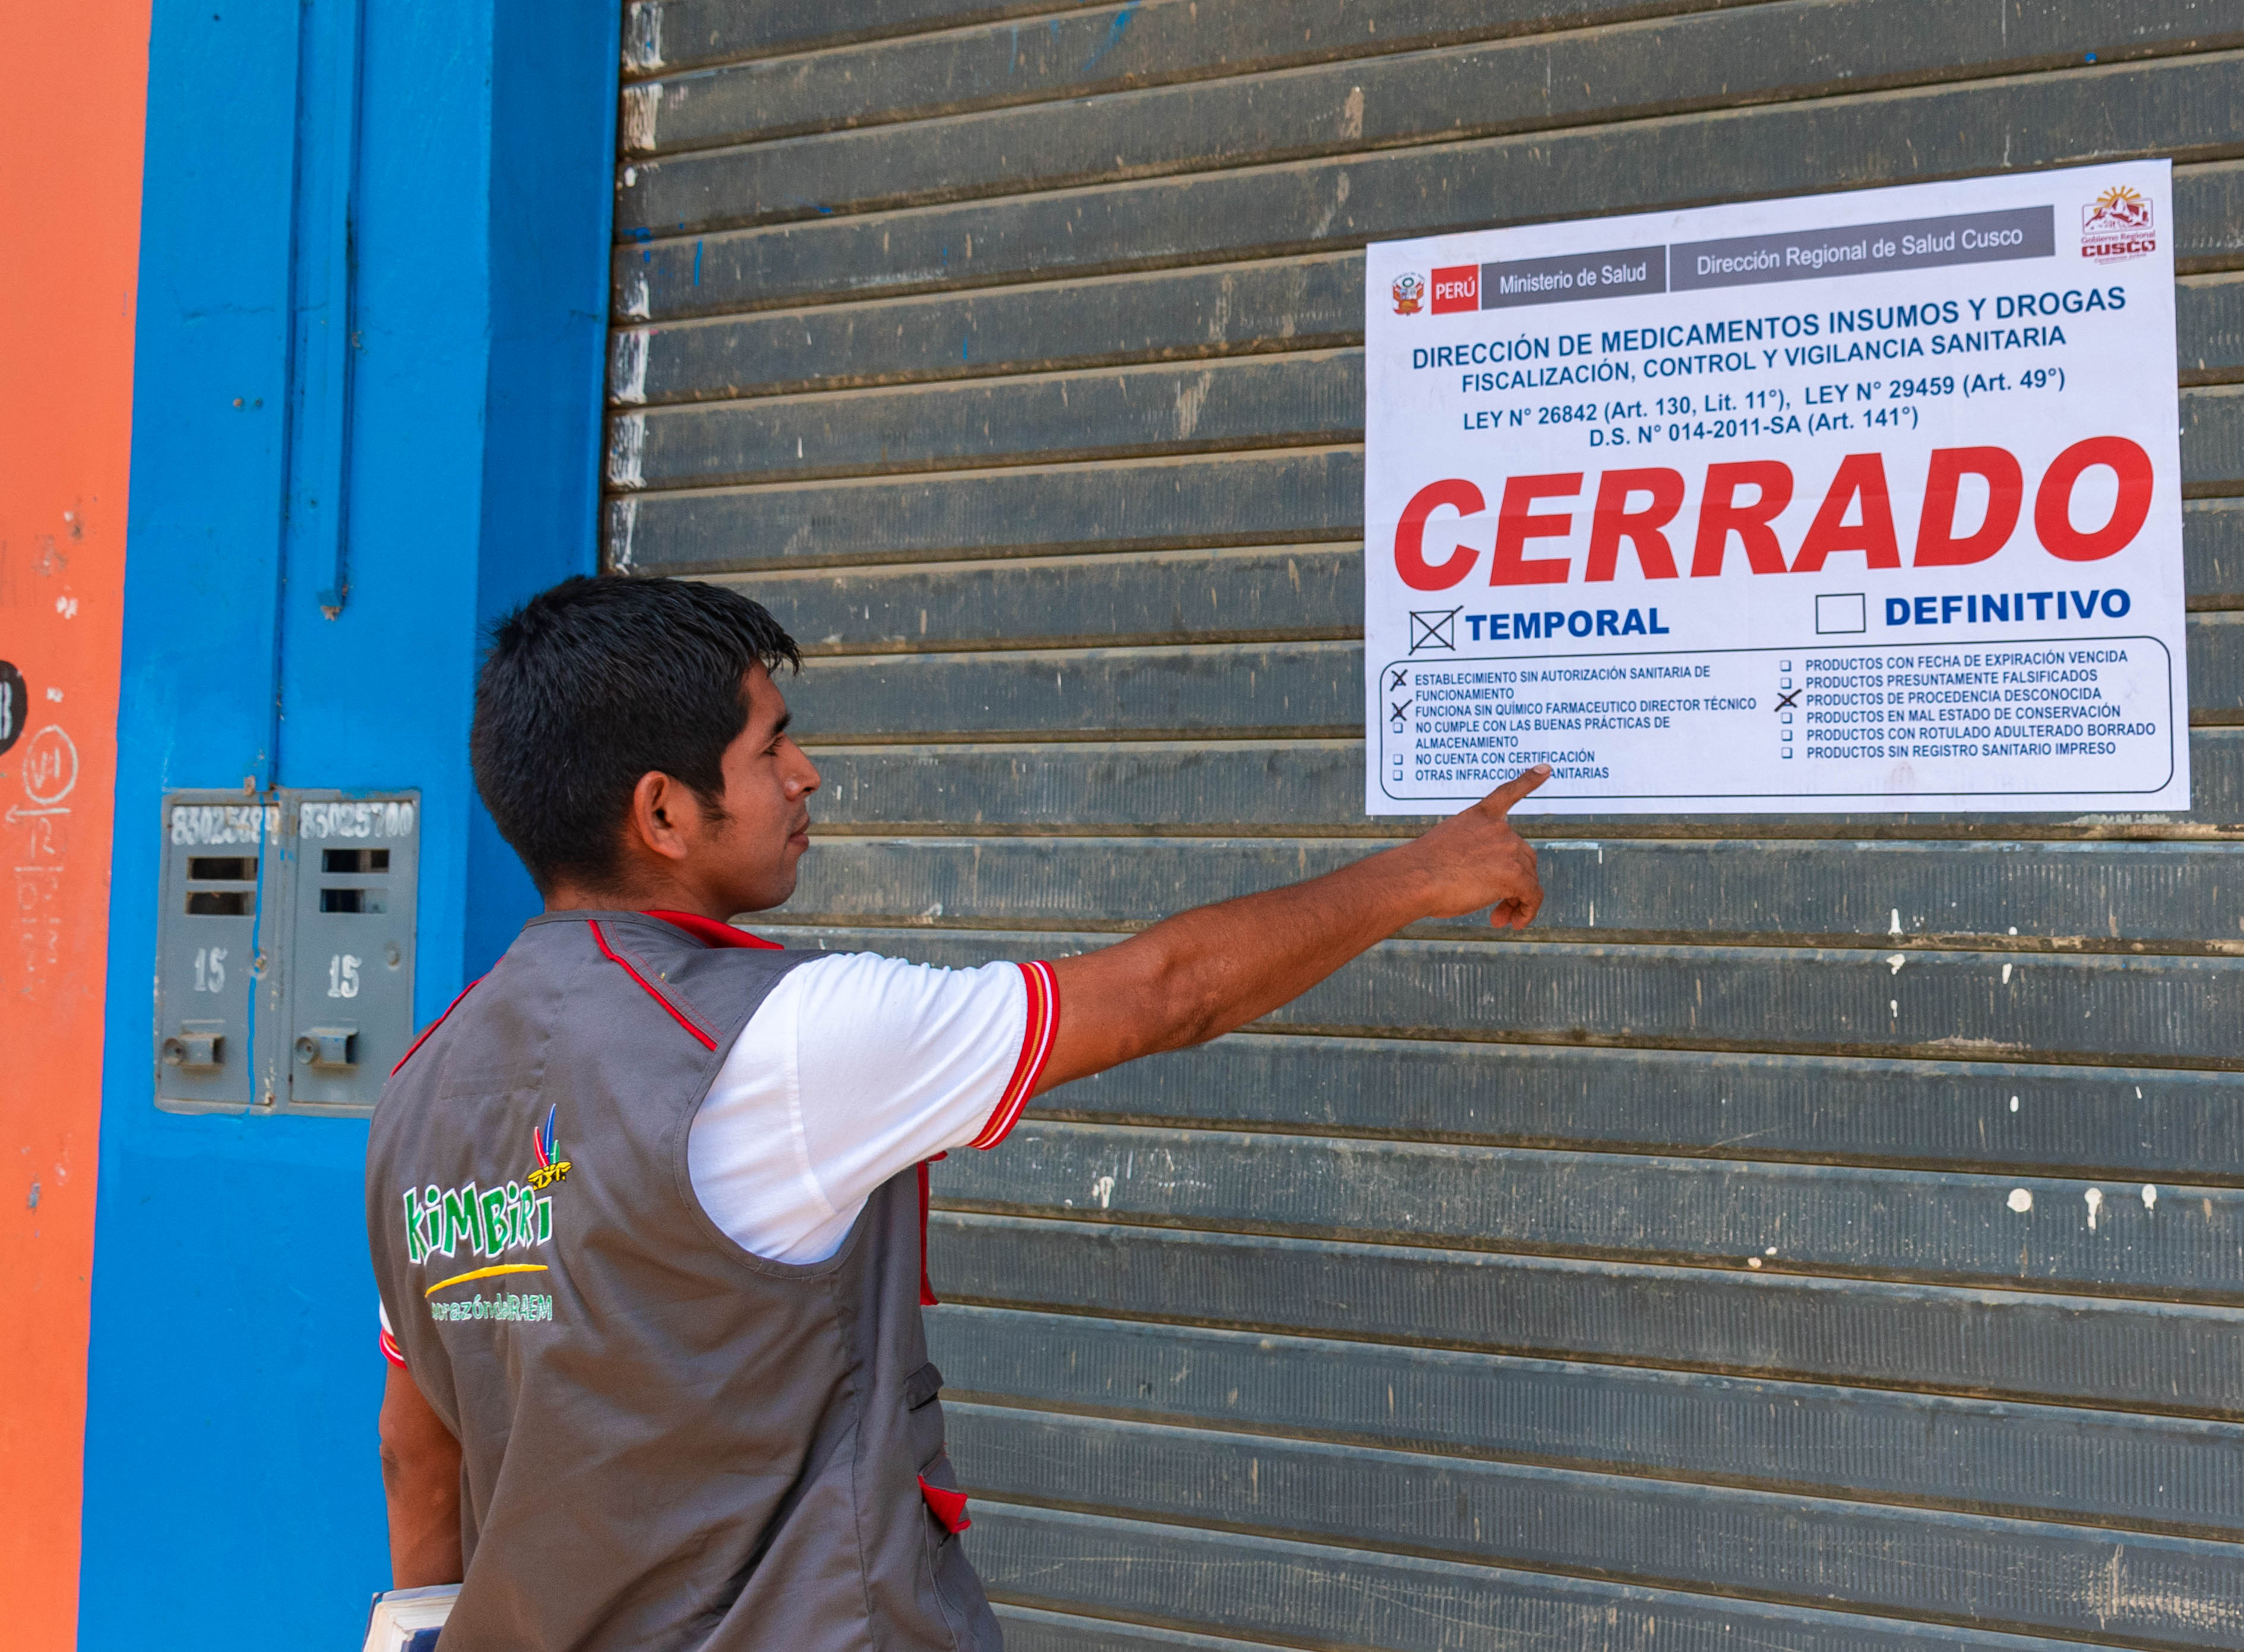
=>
[687,954,1058,1265]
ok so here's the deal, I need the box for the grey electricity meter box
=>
[156,789,419,1116]
[155,797,276,1111]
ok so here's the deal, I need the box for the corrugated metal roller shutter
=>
[605,5,2244,1647]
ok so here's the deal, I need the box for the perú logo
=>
[1430,264,1479,314]
[2081,185,2155,263]
[1391,273,1425,315]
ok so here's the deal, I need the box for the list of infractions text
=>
[1381,638,2173,802]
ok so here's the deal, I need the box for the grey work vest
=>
[365,911,1001,1652]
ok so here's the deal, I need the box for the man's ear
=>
[626,771,695,864]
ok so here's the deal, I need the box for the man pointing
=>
[369,575,1547,1650]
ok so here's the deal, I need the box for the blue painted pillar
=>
[80,3,616,1644]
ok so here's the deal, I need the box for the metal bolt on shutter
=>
[605,3,2244,1646]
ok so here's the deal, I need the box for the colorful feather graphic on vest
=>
[528,1106,571,1189]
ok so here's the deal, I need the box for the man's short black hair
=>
[471,575,800,891]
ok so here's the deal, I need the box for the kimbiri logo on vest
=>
[403,1105,568,1324]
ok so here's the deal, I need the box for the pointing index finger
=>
[1483,763,1553,815]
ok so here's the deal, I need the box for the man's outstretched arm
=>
[379,1361,464,1588]
[1037,765,1550,1093]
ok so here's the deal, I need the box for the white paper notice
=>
[1365,162,2186,816]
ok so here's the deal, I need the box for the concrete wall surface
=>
[0,2,151,1644]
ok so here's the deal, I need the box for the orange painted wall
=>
[0,0,151,1641]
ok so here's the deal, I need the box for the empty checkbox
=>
[1816,593,1866,634]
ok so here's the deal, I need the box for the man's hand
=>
[1392,762,1548,928]
[1038,765,1549,1091]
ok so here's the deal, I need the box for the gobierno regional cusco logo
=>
[2081,184,2155,264]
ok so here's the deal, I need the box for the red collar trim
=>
[643,909,782,951]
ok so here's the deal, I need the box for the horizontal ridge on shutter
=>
[613,84,2244,319]
[947,1402,2244,1647]
[782,836,2244,952]
[969,1502,2116,1652]
[605,388,2244,565]
[621,1,1797,150]
[938,1121,2244,1298]
[616,10,2244,235]
[1019,1031,2244,1181]
[613,261,2244,408]
[930,1306,2244,1539]
[930,1211,2244,1415]
[796,730,2244,834]
[757,923,2244,1069]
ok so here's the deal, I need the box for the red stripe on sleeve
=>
[969,960,1058,1150]
[589,920,719,1051]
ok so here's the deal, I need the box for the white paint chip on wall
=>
[610,328,650,405]
[606,414,647,489]
[622,83,660,152]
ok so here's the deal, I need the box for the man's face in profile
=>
[685,663,821,914]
